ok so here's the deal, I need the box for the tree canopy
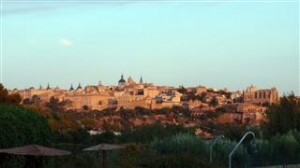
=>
[0,83,21,105]
[263,95,300,136]
[0,105,52,148]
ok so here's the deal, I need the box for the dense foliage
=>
[119,124,194,143]
[0,84,21,105]
[0,106,51,148]
[263,95,300,136]
[0,105,52,168]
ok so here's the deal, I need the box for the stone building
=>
[195,86,207,95]
[243,85,279,105]
[10,77,280,113]
[11,75,180,111]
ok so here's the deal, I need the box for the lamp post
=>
[210,135,225,163]
[228,131,257,168]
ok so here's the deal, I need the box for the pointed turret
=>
[70,84,74,91]
[46,83,50,90]
[77,83,82,89]
[139,76,143,84]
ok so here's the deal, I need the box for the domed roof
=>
[118,75,126,83]
[246,85,257,92]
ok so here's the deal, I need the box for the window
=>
[259,92,262,99]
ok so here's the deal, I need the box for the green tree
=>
[0,83,21,105]
[0,105,52,148]
[0,105,52,168]
[271,131,299,165]
[150,133,212,168]
[263,95,300,136]
[120,124,193,144]
[46,96,65,112]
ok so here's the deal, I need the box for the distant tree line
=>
[0,84,21,105]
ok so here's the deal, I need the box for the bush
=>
[263,95,300,136]
[150,133,209,167]
[0,105,52,168]
[119,124,193,144]
[0,105,52,148]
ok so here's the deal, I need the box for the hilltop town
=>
[9,75,279,131]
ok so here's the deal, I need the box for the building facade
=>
[243,85,279,105]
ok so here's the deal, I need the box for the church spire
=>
[47,83,50,90]
[140,76,143,84]
[77,83,82,89]
[70,84,74,91]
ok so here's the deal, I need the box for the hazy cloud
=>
[2,0,137,16]
[60,38,72,46]
[2,5,59,16]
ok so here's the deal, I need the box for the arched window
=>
[259,92,262,99]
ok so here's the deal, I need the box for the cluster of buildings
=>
[10,75,183,111]
[10,75,279,124]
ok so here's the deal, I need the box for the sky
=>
[1,0,299,95]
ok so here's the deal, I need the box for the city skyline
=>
[1,0,299,95]
[4,74,285,95]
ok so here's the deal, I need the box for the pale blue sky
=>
[1,1,299,95]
